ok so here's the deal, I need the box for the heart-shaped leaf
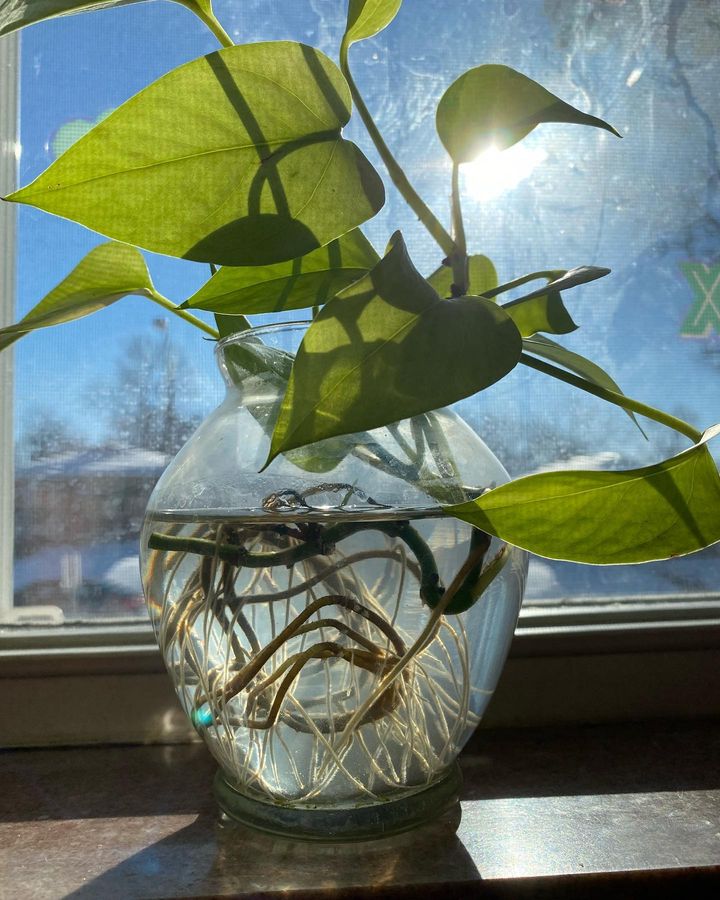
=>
[218,331,355,474]
[436,64,621,163]
[0,242,155,351]
[447,425,720,564]
[182,230,379,316]
[502,291,577,337]
[5,42,385,267]
[522,333,644,434]
[498,266,610,337]
[266,232,522,466]
[427,254,497,298]
[343,0,403,46]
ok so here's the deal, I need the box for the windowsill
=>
[3,720,719,898]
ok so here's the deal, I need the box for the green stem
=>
[520,352,703,443]
[148,519,445,605]
[386,422,418,463]
[339,38,455,258]
[149,291,219,339]
[450,163,468,295]
[180,1,235,48]
[418,414,468,505]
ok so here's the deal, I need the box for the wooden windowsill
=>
[2,720,720,898]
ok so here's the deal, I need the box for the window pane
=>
[7,0,720,623]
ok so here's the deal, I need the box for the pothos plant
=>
[1,0,720,626]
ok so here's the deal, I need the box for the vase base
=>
[213,763,463,842]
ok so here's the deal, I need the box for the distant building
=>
[14,447,170,614]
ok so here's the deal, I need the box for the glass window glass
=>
[7,0,720,622]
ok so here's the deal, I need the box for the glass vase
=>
[140,322,527,839]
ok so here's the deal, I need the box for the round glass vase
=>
[140,322,527,840]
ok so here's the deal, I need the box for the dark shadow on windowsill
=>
[3,719,720,826]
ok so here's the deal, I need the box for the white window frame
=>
[0,32,17,626]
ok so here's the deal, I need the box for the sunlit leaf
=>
[218,331,353,473]
[427,254,497,298]
[436,64,621,163]
[0,242,155,351]
[343,0,403,46]
[183,230,379,316]
[266,232,522,465]
[447,425,720,564]
[512,266,610,299]
[0,0,217,35]
[0,0,139,35]
[498,266,610,337]
[503,292,576,336]
[483,269,564,300]
[5,42,385,266]
[522,334,644,434]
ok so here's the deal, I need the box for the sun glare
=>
[464,143,548,202]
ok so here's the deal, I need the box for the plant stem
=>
[450,163,468,295]
[149,291,219,338]
[148,518,445,605]
[339,38,455,258]
[520,352,703,443]
[180,1,235,48]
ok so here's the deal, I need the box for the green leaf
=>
[427,254,497,299]
[483,269,564,300]
[436,64,621,163]
[502,291,578,337]
[0,0,217,36]
[517,266,610,298]
[503,291,576,337]
[5,42,385,267]
[0,242,154,351]
[522,334,644,434]
[343,0,403,46]
[446,425,720,564]
[218,331,353,474]
[0,0,142,35]
[266,231,522,465]
[215,313,250,339]
[499,266,610,337]
[182,230,379,316]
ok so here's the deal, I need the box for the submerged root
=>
[148,511,495,800]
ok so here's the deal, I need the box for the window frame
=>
[2,15,720,749]
[2,605,720,747]
[0,31,17,627]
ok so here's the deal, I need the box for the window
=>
[2,1,720,742]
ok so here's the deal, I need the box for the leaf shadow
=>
[183,51,345,265]
[641,450,710,549]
